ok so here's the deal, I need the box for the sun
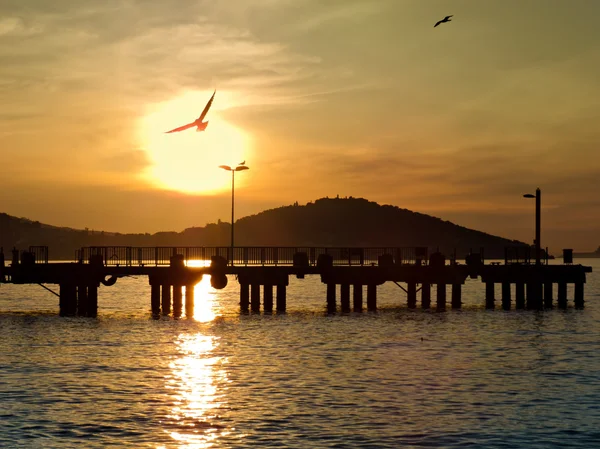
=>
[138,91,251,195]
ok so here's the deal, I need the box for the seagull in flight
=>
[165,90,216,133]
[239,160,246,166]
[434,15,453,27]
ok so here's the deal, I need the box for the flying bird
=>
[239,160,246,166]
[434,15,453,27]
[165,90,216,133]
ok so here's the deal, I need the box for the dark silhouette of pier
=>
[0,245,592,318]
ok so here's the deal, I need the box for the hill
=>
[0,197,528,260]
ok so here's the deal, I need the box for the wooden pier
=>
[0,246,592,317]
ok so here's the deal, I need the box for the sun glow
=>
[139,91,251,195]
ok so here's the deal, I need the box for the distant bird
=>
[239,160,246,166]
[434,15,453,27]
[165,90,216,133]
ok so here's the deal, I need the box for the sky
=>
[1,0,599,252]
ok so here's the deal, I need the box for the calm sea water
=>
[1,260,599,448]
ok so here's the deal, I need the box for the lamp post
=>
[523,188,541,265]
[219,163,249,265]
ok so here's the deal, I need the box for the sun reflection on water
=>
[164,334,230,448]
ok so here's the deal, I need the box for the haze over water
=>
[1,259,599,448]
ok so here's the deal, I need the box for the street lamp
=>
[219,163,249,265]
[523,187,541,265]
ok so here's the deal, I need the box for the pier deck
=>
[0,246,592,317]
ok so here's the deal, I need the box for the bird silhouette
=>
[165,90,216,133]
[434,15,453,27]
[239,160,246,166]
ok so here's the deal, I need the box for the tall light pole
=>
[219,163,249,265]
[523,188,541,265]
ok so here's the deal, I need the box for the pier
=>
[0,245,592,317]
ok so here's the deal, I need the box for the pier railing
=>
[74,246,429,267]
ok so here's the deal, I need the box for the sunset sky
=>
[1,0,599,251]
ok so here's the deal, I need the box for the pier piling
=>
[516,283,525,309]
[251,284,260,313]
[451,284,462,309]
[436,284,446,309]
[161,284,171,316]
[276,285,287,313]
[367,284,377,311]
[77,285,88,317]
[544,282,553,309]
[59,283,77,317]
[575,283,584,309]
[485,282,495,309]
[327,283,336,314]
[501,283,511,310]
[240,283,250,313]
[558,282,567,308]
[185,284,195,317]
[340,284,350,313]
[264,285,274,313]
[421,283,431,309]
[407,282,417,309]
[173,285,183,318]
[353,284,363,312]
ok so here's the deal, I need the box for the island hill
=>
[573,246,600,258]
[0,197,531,261]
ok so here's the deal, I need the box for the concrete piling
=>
[161,284,171,316]
[264,285,274,313]
[340,284,350,313]
[451,284,461,309]
[251,284,260,313]
[367,284,377,311]
[501,283,511,310]
[421,283,431,309]
[173,285,183,318]
[407,282,417,308]
[353,284,363,312]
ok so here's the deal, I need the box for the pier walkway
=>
[0,245,592,318]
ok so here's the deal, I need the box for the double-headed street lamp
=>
[219,163,249,265]
[523,188,541,265]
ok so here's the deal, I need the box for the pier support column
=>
[436,284,446,309]
[327,284,336,314]
[151,283,160,318]
[557,282,567,309]
[340,284,350,313]
[515,283,525,309]
[251,284,260,313]
[88,284,98,318]
[173,285,183,318]
[240,284,250,313]
[526,283,542,310]
[161,284,171,316]
[276,285,287,313]
[367,284,377,311]
[501,283,511,310]
[451,284,462,309]
[59,283,77,317]
[185,284,195,317]
[574,283,584,309]
[485,282,495,309]
[263,285,274,313]
[353,284,363,312]
[77,285,88,317]
[407,282,417,309]
[421,283,431,309]
[544,282,553,309]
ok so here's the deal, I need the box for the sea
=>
[1,259,599,448]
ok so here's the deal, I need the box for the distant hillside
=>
[573,246,600,258]
[0,197,528,260]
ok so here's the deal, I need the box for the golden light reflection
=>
[139,91,251,195]
[190,275,217,323]
[165,334,230,448]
